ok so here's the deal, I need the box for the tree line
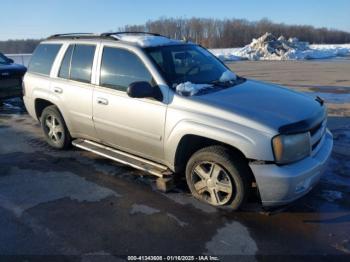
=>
[121,18,350,48]
[0,39,40,54]
[1,17,350,54]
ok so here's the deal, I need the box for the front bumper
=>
[249,129,333,206]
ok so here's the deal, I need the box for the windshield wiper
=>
[209,76,245,87]
[209,79,235,87]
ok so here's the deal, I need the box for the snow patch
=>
[205,222,258,255]
[166,213,188,227]
[210,32,350,61]
[219,70,237,82]
[175,81,213,96]
[114,34,179,47]
[130,204,160,215]
[321,190,343,202]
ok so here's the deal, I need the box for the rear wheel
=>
[186,146,249,210]
[40,105,71,149]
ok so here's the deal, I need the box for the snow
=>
[5,54,31,67]
[113,34,180,47]
[210,33,350,61]
[219,70,237,82]
[175,82,213,96]
[321,190,343,202]
[175,70,236,96]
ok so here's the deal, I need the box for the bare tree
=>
[120,17,350,48]
[2,17,350,53]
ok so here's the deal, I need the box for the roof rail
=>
[47,33,96,39]
[46,32,170,42]
[100,31,166,38]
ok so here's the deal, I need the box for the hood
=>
[194,79,325,133]
[0,63,27,76]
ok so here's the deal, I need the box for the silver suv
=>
[23,32,333,210]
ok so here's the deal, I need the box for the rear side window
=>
[28,44,62,75]
[100,47,152,92]
[70,45,95,83]
[58,44,95,83]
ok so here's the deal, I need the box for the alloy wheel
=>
[44,114,64,144]
[191,161,234,206]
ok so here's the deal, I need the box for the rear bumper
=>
[249,129,333,206]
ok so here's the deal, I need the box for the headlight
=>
[272,132,311,164]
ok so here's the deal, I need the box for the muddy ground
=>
[0,61,349,261]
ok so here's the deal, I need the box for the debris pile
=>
[238,32,310,60]
[210,33,350,61]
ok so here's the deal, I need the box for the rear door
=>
[92,45,167,162]
[50,43,98,139]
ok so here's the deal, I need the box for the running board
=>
[72,139,172,178]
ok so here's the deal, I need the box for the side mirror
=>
[127,81,162,100]
[7,58,14,64]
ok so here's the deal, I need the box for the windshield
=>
[145,44,234,88]
[0,53,9,64]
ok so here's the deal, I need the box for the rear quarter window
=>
[28,44,62,75]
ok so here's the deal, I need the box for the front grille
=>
[310,118,327,153]
[0,78,21,89]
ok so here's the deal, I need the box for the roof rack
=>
[47,32,170,42]
[47,33,97,39]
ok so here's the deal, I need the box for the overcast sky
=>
[1,0,349,40]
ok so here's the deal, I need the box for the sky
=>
[1,0,350,40]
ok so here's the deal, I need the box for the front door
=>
[93,46,166,162]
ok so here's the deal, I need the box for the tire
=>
[40,105,71,149]
[185,145,250,210]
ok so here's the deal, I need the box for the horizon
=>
[1,0,350,41]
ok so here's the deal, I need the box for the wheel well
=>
[174,135,259,201]
[174,135,247,174]
[35,99,54,120]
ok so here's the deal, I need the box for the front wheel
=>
[185,146,249,210]
[40,105,71,149]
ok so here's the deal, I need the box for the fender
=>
[32,90,74,135]
[164,119,274,169]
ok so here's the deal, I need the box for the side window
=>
[70,45,95,83]
[58,45,74,79]
[28,44,62,75]
[100,47,153,92]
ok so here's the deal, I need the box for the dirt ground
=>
[0,61,349,261]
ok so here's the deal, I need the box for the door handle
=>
[97,97,108,105]
[53,87,63,94]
